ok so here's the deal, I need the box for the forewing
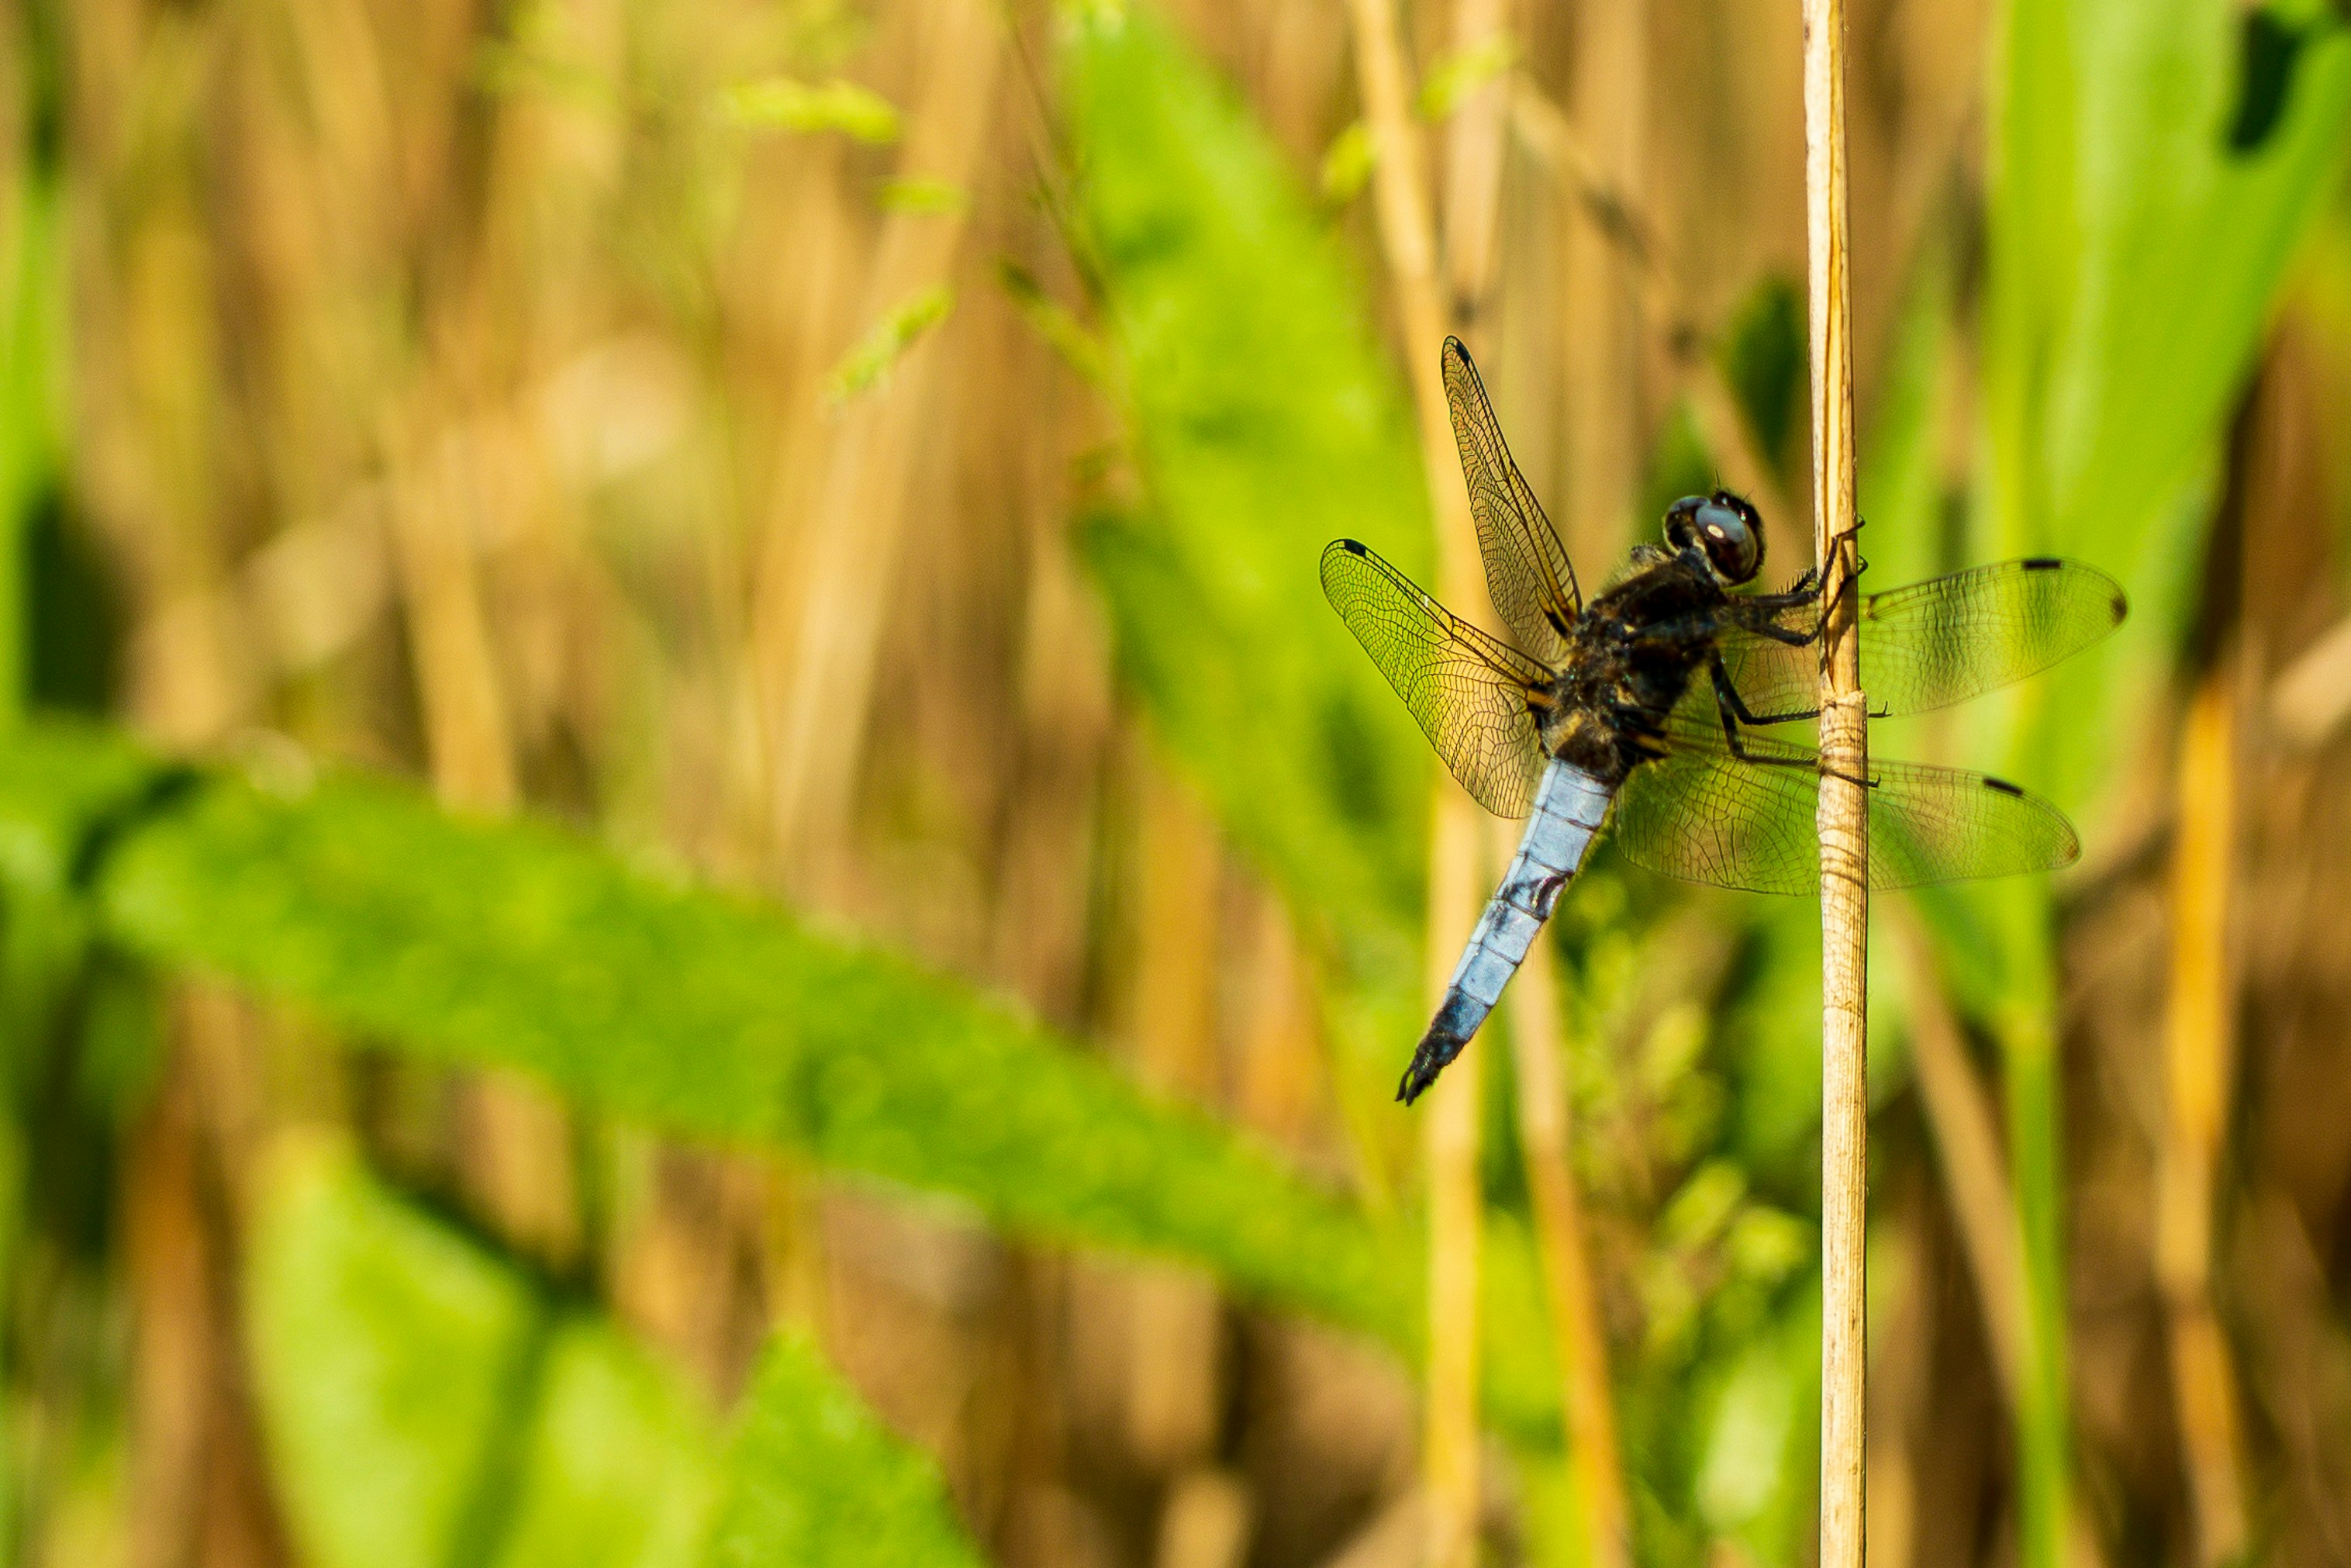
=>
[1607,696,2083,893]
[1320,539,1548,818]
[1718,558,2128,722]
[1441,337,1581,665]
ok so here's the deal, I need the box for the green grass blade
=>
[1986,0,2351,817]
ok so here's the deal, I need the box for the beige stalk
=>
[1802,0,1869,1563]
[1342,0,1514,1559]
[2158,667,2250,1567]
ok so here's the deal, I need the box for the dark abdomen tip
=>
[1397,1027,1469,1106]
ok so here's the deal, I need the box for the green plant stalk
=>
[0,94,63,728]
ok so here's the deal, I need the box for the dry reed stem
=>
[383,385,586,1264]
[761,0,1002,892]
[1559,0,1643,570]
[2158,668,2249,1567]
[1802,0,1868,1562]
[1500,907,1629,1568]
[2269,611,2351,748]
[1505,83,1795,535]
[1343,0,1511,1558]
[1894,913,2027,1403]
[1128,765,1228,1476]
[1892,917,2117,1568]
[1155,1469,1254,1568]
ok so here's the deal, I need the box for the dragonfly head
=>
[1665,491,1765,586]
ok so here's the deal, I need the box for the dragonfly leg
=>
[1722,592,1821,644]
[1710,669,1871,789]
[1742,571,1820,612]
[1711,651,1819,726]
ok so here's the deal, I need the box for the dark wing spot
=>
[1983,776,2025,797]
[2110,592,2128,622]
[1338,539,1369,557]
[2021,557,2063,571]
[1545,609,1571,637]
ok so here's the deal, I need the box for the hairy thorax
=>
[1536,554,1731,789]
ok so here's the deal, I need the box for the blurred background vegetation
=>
[2,0,2350,1564]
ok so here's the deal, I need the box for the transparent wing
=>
[1718,558,2128,722]
[1320,538,1548,818]
[1442,337,1581,665]
[1607,692,2082,893]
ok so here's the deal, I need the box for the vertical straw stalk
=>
[2158,667,2249,1567]
[1504,949,1630,1568]
[1500,31,1637,1568]
[1896,914,2027,1405]
[1801,0,1868,1563]
[1342,0,1510,1559]
[1503,84,1793,534]
[759,0,1002,895]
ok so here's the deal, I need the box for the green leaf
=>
[879,178,969,216]
[1317,119,1375,205]
[1963,9,2351,1565]
[0,724,1414,1349]
[1416,34,1517,124]
[246,1136,544,1568]
[825,285,955,404]
[492,1323,721,1568]
[719,77,902,143]
[1057,2,1434,967]
[703,1334,985,1568]
[1983,0,2351,813]
[247,1138,986,1568]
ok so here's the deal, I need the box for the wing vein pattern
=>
[1319,539,1548,818]
[1718,558,2127,721]
[1441,337,1581,667]
[1607,693,2081,893]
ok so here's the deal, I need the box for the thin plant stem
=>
[758,0,1003,898]
[1895,912,2027,1404]
[1506,81,1794,535]
[1802,0,1868,1564]
[2158,665,2249,1567]
[1901,914,2115,1568]
[1342,0,1511,1559]
[1500,906,1630,1568]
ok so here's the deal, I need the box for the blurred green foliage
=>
[247,1138,561,1568]
[247,1137,975,1568]
[2,0,2343,1559]
[1718,277,1808,489]
[0,725,1421,1342]
[1961,1,2351,1561]
[703,1334,985,1568]
[1058,1,1433,979]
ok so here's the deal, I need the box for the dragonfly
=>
[1324,338,2128,1105]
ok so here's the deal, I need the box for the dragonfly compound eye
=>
[1695,492,1763,584]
